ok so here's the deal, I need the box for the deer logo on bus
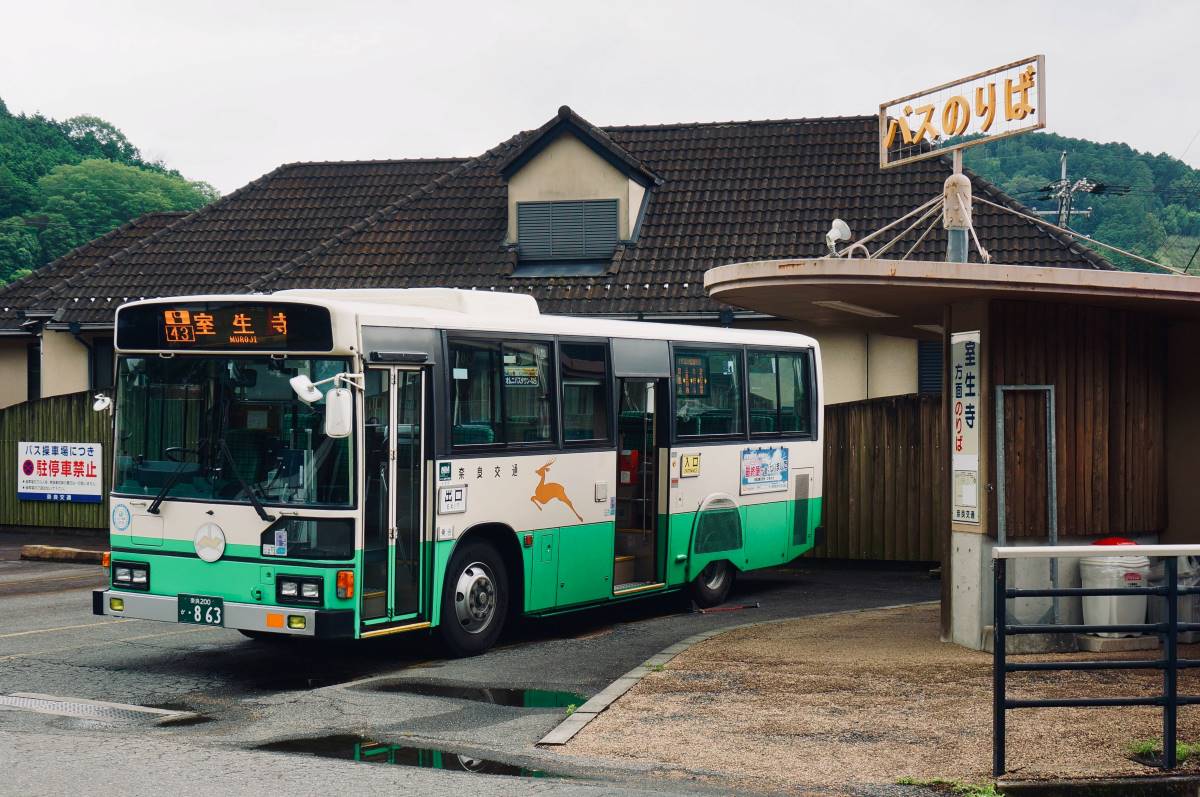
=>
[531,458,583,523]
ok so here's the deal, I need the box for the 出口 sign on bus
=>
[18,441,103,503]
[880,55,1045,169]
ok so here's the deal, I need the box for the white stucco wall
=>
[866,334,918,398]
[506,134,639,242]
[0,340,27,408]
[41,329,89,397]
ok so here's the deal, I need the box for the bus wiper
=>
[147,457,192,515]
[217,437,275,522]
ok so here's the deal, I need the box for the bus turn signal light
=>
[336,570,354,599]
[101,552,111,568]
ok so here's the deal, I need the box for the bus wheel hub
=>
[455,562,496,634]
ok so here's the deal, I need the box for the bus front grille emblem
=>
[530,459,582,523]
[193,523,226,563]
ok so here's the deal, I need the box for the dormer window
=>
[517,199,619,263]
[501,107,661,278]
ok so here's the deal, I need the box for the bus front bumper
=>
[92,589,355,639]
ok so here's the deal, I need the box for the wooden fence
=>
[811,393,945,562]
[0,391,110,529]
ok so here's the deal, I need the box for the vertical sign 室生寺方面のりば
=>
[951,332,980,524]
[18,442,103,503]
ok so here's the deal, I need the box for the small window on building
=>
[918,340,943,394]
[91,336,114,391]
[674,348,743,438]
[561,342,611,444]
[517,199,619,264]
[26,339,40,401]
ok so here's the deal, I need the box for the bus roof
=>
[118,288,818,350]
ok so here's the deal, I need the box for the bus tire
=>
[689,560,735,608]
[439,540,509,657]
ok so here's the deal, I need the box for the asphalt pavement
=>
[0,540,939,796]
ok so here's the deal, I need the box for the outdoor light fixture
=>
[811,300,898,319]
[825,218,852,254]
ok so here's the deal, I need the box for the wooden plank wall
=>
[813,393,944,561]
[0,391,109,529]
[989,301,1166,539]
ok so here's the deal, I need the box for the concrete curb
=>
[19,545,106,565]
[537,599,938,746]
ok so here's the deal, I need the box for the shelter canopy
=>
[704,258,1200,338]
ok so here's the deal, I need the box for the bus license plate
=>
[178,594,224,626]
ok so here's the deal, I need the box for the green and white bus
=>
[93,289,823,655]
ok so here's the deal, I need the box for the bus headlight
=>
[276,576,321,606]
[112,561,149,590]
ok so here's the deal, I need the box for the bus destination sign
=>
[162,307,288,346]
[117,302,334,351]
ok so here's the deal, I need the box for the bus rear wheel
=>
[689,560,735,608]
[439,540,509,657]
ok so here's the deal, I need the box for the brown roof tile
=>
[26,112,1110,324]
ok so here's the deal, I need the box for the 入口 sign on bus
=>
[879,55,1045,169]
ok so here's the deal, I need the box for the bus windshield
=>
[113,356,353,508]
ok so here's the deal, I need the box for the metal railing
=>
[993,544,1200,777]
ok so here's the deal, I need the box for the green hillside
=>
[965,132,1200,272]
[0,97,217,284]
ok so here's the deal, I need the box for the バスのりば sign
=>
[18,441,103,503]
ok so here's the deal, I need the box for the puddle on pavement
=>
[356,680,586,708]
[258,734,557,778]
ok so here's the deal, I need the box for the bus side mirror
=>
[324,387,353,439]
[92,394,112,413]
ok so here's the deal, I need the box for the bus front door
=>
[362,367,427,627]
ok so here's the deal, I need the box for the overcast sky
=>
[3,0,1197,194]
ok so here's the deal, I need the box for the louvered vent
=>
[517,199,618,260]
[793,472,811,545]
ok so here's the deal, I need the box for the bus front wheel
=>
[439,540,509,657]
[689,560,735,608]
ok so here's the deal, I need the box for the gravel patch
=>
[560,603,1200,794]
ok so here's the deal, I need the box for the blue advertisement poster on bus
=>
[740,446,789,495]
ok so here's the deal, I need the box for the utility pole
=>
[1032,151,1099,227]
[944,150,971,263]
[1056,151,1071,227]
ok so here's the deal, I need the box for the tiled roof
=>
[33,158,465,324]
[498,105,660,186]
[23,110,1111,324]
[0,211,187,331]
[256,114,1112,315]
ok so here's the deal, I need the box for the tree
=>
[35,159,215,255]
[61,115,141,163]
[0,218,41,280]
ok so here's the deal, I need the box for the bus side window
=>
[779,351,812,436]
[674,348,743,438]
[560,342,611,445]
